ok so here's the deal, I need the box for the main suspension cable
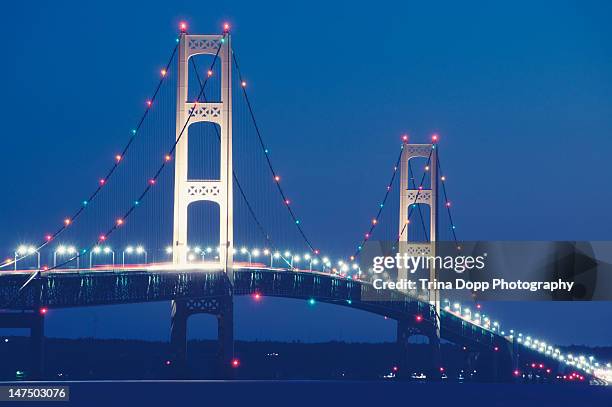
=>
[1,39,179,269]
[189,57,290,268]
[232,52,317,254]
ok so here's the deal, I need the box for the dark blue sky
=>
[1,0,611,346]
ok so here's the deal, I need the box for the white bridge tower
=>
[172,32,233,273]
[398,143,439,310]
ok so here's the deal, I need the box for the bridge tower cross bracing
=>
[172,32,234,275]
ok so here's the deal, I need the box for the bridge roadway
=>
[0,266,582,382]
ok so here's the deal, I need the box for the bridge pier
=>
[0,310,45,380]
[396,319,441,380]
[461,345,513,383]
[170,296,234,379]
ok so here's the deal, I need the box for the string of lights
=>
[437,151,459,243]
[3,27,227,305]
[232,52,319,256]
[352,136,435,260]
[350,142,405,259]
[1,39,180,270]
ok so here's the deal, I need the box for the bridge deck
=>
[0,267,503,351]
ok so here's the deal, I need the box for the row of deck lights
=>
[164,245,362,275]
[443,299,610,379]
[9,244,147,270]
[10,243,361,275]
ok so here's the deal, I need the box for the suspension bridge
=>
[0,23,608,384]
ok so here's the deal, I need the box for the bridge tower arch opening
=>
[173,32,233,275]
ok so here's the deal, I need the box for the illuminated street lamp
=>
[203,246,213,260]
[453,302,461,315]
[351,263,361,277]
[262,248,271,266]
[252,248,261,262]
[90,246,114,268]
[322,257,330,272]
[53,245,79,268]
[240,247,251,264]
[122,245,147,266]
[284,251,293,268]
[14,245,40,270]
[302,253,314,271]
[272,251,281,267]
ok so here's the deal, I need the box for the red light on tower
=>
[179,22,187,32]
[39,307,48,315]
[223,23,230,33]
[45,234,53,242]
[99,234,106,242]
[401,134,409,142]
[415,314,423,323]
[439,367,445,373]
[253,293,261,301]
[392,366,399,372]
[431,133,439,143]
[513,369,520,377]
[231,358,240,368]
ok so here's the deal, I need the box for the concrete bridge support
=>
[461,346,513,382]
[170,296,234,379]
[0,310,45,380]
[396,319,440,380]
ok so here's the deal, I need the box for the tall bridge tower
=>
[172,31,234,274]
[397,142,441,376]
[398,142,439,308]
